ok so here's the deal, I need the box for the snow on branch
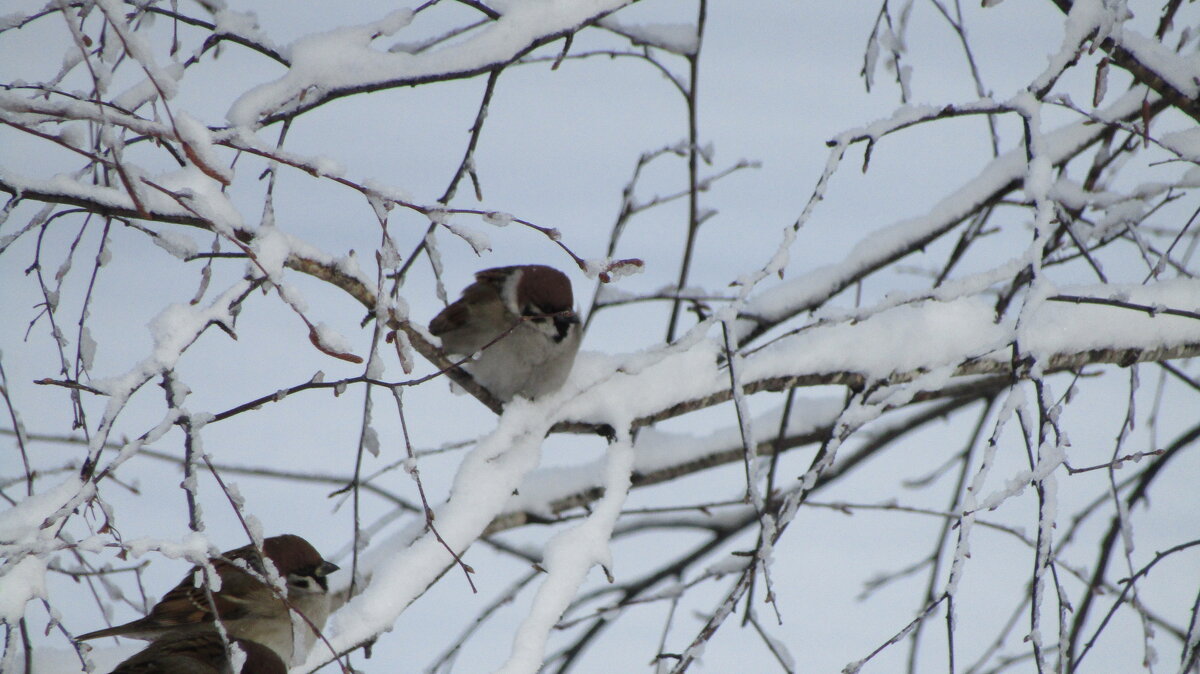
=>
[227,1,638,128]
[4,1,1199,672]
[737,88,1153,343]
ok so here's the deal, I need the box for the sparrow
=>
[109,633,285,674]
[429,265,582,402]
[78,534,338,664]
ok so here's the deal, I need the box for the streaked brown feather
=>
[110,633,285,674]
[76,535,328,642]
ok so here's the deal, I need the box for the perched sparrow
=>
[430,265,582,402]
[110,633,285,674]
[79,534,338,664]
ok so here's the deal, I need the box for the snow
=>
[705,556,751,577]
[227,1,635,126]
[310,269,1196,668]
[1030,0,1125,96]
[1114,27,1200,100]
[360,178,415,209]
[5,2,1200,673]
[739,88,1149,333]
[0,484,76,626]
[557,343,725,426]
[482,211,513,227]
[252,225,294,277]
[113,62,186,112]
[566,277,1199,433]
[0,167,150,218]
[1160,128,1200,162]
[443,219,492,255]
[79,326,98,371]
[123,532,215,566]
[301,398,564,670]
[1022,279,1200,356]
[152,229,201,260]
[510,378,840,517]
[95,0,182,101]
[0,478,81,544]
[583,257,644,281]
[176,111,234,185]
[213,8,279,56]
[154,167,247,236]
[755,298,1005,381]
[145,298,237,371]
[312,322,356,358]
[598,17,699,55]
[496,433,634,674]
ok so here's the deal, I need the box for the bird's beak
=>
[310,561,339,591]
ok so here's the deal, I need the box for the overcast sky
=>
[3,1,1199,672]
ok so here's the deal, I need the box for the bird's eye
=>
[290,576,312,590]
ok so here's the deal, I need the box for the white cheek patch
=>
[530,317,558,339]
[288,573,313,594]
[501,270,523,314]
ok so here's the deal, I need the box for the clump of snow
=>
[443,220,491,254]
[599,17,699,55]
[79,326,98,371]
[227,2,630,126]
[124,532,215,566]
[113,62,185,112]
[740,89,1147,332]
[152,167,246,237]
[311,155,346,178]
[0,13,28,30]
[276,282,309,313]
[706,555,751,577]
[250,225,292,277]
[1161,128,1200,162]
[1113,27,1199,99]
[482,211,513,227]
[57,122,87,149]
[227,9,415,126]
[361,178,416,208]
[213,8,279,56]
[379,235,401,269]
[336,251,366,287]
[1021,279,1200,358]
[497,433,635,673]
[96,0,181,100]
[175,111,233,184]
[366,191,393,225]
[0,479,82,542]
[312,322,355,356]
[749,297,1007,383]
[302,391,578,670]
[558,344,724,428]
[152,229,200,260]
[147,303,229,370]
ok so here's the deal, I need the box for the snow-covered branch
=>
[4,1,1198,673]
